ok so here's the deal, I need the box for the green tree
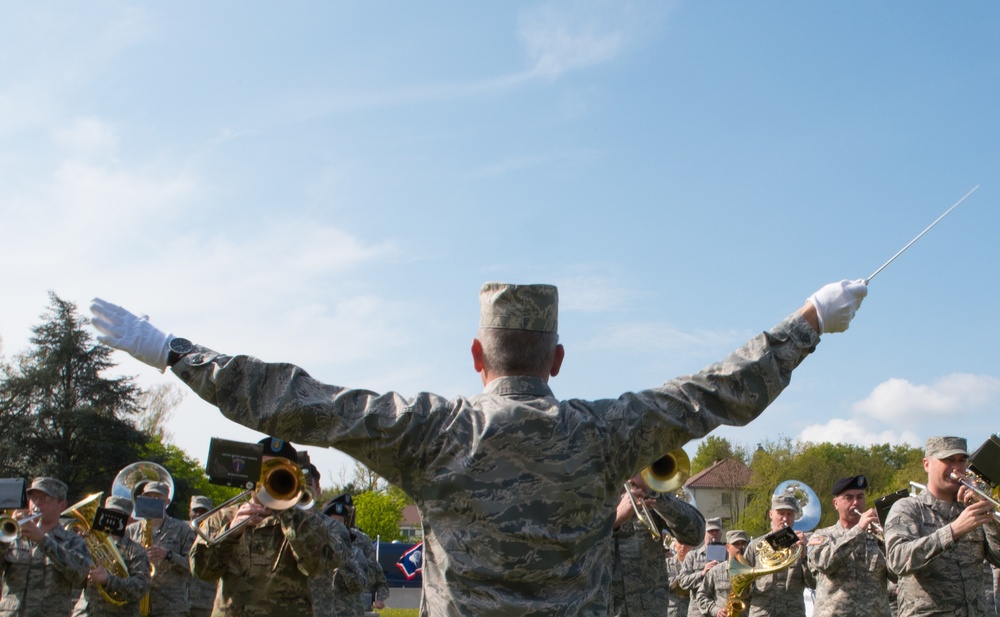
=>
[692,435,749,474]
[354,489,407,541]
[0,293,147,499]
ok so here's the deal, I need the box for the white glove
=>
[89,298,172,371]
[807,280,868,334]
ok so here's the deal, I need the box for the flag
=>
[397,541,423,579]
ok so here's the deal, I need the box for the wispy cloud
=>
[854,374,1000,423]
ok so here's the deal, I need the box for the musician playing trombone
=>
[0,477,91,617]
[806,474,891,617]
[884,436,1000,617]
[610,472,705,617]
[90,278,867,616]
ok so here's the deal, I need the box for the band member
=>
[696,530,750,617]
[187,496,217,617]
[677,518,725,617]
[124,481,195,617]
[190,438,353,617]
[0,477,91,617]
[320,494,377,617]
[807,474,891,617]
[666,540,694,617]
[885,436,1000,617]
[742,494,814,617]
[611,473,705,617]
[91,278,866,615]
[73,496,152,617]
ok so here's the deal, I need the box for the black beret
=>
[832,474,868,495]
[258,437,298,460]
[322,493,353,517]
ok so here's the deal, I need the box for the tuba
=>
[63,493,130,608]
[773,480,821,532]
[627,449,692,540]
[726,528,802,615]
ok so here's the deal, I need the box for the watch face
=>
[169,337,194,355]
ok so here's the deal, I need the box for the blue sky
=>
[2,2,999,485]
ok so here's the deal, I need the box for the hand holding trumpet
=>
[951,491,997,539]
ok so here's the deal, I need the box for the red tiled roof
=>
[400,504,422,526]
[685,458,750,488]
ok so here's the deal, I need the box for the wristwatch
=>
[166,337,195,367]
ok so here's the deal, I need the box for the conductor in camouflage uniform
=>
[677,518,725,617]
[807,474,891,617]
[610,473,705,617]
[0,477,91,617]
[885,436,1000,617]
[73,496,152,617]
[696,530,750,617]
[189,438,353,617]
[90,278,867,616]
[125,481,195,617]
[742,493,814,617]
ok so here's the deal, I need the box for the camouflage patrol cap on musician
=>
[104,495,133,515]
[771,493,801,514]
[925,436,967,459]
[141,481,171,497]
[705,517,723,532]
[190,495,212,511]
[479,282,558,333]
[726,530,750,545]
[27,477,67,501]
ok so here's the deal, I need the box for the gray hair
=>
[478,328,559,377]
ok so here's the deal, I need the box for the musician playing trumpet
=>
[610,472,705,617]
[884,436,1000,617]
[806,474,891,617]
[0,477,91,617]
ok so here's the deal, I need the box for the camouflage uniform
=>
[125,516,195,617]
[0,524,91,617]
[72,534,152,617]
[172,312,819,616]
[665,552,689,617]
[190,504,352,617]
[677,546,718,617]
[696,560,745,617]
[611,493,705,617]
[354,529,387,613]
[884,490,1000,616]
[742,536,814,617]
[330,530,376,617]
[807,521,890,617]
[186,524,217,617]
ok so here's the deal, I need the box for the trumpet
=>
[193,458,314,546]
[0,511,43,543]
[950,469,1000,523]
[627,449,692,540]
[852,508,885,542]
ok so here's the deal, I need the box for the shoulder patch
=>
[808,535,827,546]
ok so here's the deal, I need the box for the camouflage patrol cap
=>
[27,477,67,501]
[104,495,133,515]
[925,436,967,459]
[479,282,558,333]
[141,482,171,498]
[726,530,750,544]
[771,493,801,514]
[705,517,723,532]
[190,495,213,511]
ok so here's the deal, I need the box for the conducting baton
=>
[865,185,980,284]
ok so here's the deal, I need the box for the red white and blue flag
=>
[396,542,423,579]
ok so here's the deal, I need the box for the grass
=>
[376,610,419,617]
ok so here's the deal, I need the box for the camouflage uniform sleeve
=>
[807,526,866,575]
[696,563,724,617]
[277,507,352,577]
[190,507,236,582]
[336,541,371,594]
[675,549,707,594]
[104,539,152,602]
[40,527,92,586]
[368,545,389,601]
[884,497,953,575]
[653,494,706,547]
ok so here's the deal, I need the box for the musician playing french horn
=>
[695,530,750,617]
[740,493,814,617]
[884,436,1000,617]
[0,477,91,617]
[611,469,705,617]
[73,495,152,617]
[124,481,195,617]
[806,474,891,617]
[190,438,353,617]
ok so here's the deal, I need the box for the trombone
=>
[0,511,43,543]
[626,449,692,540]
[193,458,314,546]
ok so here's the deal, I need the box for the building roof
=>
[400,504,422,527]
[684,458,750,489]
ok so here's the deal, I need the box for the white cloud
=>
[853,374,1000,424]
[798,417,920,448]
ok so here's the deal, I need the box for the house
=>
[399,504,423,541]
[684,458,751,530]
